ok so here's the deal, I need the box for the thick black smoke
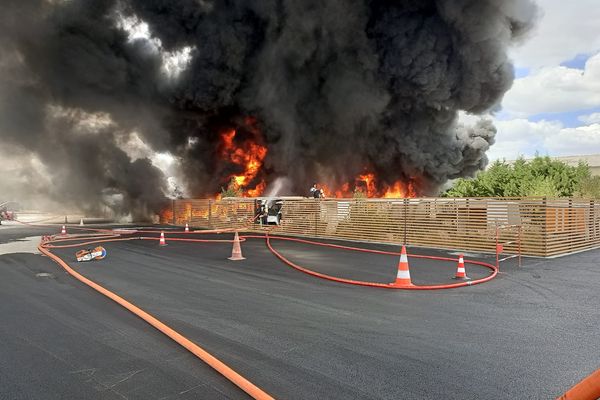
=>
[0,0,537,214]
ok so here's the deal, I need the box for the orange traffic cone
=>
[391,245,413,287]
[228,231,245,261]
[454,254,470,280]
[159,231,167,246]
[61,225,67,235]
[185,223,189,233]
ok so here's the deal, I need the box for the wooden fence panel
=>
[168,197,600,257]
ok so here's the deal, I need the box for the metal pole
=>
[542,196,548,257]
[403,198,408,245]
[496,224,499,271]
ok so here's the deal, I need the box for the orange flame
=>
[218,121,420,200]
[219,126,267,197]
[318,171,418,199]
[382,181,417,198]
[356,173,378,197]
[320,183,350,198]
[159,207,173,224]
[246,180,267,197]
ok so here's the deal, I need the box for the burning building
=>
[0,0,537,217]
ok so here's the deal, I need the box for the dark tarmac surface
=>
[1,224,599,399]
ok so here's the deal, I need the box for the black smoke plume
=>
[0,0,537,215]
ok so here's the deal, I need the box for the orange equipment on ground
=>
[75,246,107,262]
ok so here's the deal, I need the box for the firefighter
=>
[254,200,267,225]
[310,183,324,199]
[310,183,318,198]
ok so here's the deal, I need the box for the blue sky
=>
[561,53,592,69]
[478,0,600,161]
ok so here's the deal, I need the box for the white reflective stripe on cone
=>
[397,269,411,279]
[400,253,408,263]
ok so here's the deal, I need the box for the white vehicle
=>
[254,199,283,225]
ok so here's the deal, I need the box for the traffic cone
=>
[228,231,245,261]
[61,225,67,235]
[454,254,470,280]
[79,218,84,226]
[391,245,413,286]
[159,231,167,246]
[185,223,189,233]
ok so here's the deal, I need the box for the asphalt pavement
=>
[1,224,599,399]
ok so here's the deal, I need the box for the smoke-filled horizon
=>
[0,0,537,218]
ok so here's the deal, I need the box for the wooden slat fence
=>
[165,197,600,257]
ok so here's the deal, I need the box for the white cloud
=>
[501,52,600,116]
[488,118,553,160]
[510,0,600,69]
[544,123,600,154]
[488,118,600,160]
[579,112,600,124]
[490,2,600,162]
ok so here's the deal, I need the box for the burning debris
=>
[0,0,537,215]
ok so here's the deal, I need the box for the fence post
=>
[403,198,408,245]
[542,197,548,257]
[518,225,522,267]
[171,199,175,225]
[314,199,318,237]
[208,199,212,229]
[454,198,458,236]
[592,199,597,239]
[495,223,499,270]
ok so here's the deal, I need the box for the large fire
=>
[218,118,268,197]
[320,172,417,198]
[191,116,419,200]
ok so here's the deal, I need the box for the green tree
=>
[576,176,600,198]
[525,176,560,197]
[443,155,593,198]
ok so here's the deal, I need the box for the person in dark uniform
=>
[254,200,267,224]
[309,183,325,198]
[310,183,319,198]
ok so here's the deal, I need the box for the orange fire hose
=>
[557,368,600,400]
[31,220,497,398]
[29,221,598,399]
[245,234,498,290]
[38,235,275,400]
